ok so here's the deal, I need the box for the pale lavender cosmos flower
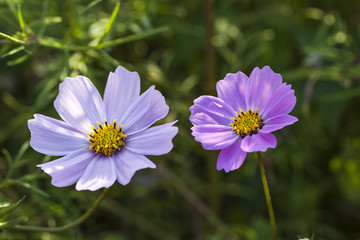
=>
[28,66,178,191]
[189,66,297,172]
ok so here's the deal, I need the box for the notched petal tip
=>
[124,121,178,156]
[241,132,277,152]
[28,114,88,156]
[75,155,117,191]
[113,150,156,186]
[216,140,247,172]
[120,85,170,135]
[104,66,141,122]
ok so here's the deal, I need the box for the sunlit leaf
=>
[0,196,25,220]
[0,217,28,228]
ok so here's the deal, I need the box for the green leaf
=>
[30,16,63,28]
[98,26,169,49]
[13,180,50,198]
[0,196,25,219]
[82,0,103,14]
[0,203,11,208]
[17,5,27,41]
[64,50,70,76]
[0,216,28,228]
[97,1,120,46]
[61,0,103,45]
[39,26,169,51]
[98,49,120,68]
[5,0,17,18]
[14,141,30,163]
[0,46,25,59]
[0,32,25,45]
[6,54,30,66]
[1,148,13,167]
[4,141,30,180]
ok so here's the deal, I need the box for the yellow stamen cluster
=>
[88,119,126,155]
[230,107,262,136]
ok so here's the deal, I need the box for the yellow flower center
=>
[88,119,126,155]
[230,107,262,136]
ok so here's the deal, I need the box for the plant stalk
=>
[9,187,110,232]
[257,152,277,240]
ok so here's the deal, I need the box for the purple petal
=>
[125,121,178,156]
[76,155,116,191]
[37,149,94,187]
[260,83,296,119]
[261,115,298,133]
[120,86,169,135]
[103,66,140,123]
[217,139,247,172]
[113,149,156,185]
[189,96,235,126]
[28,114,88,156]
[54,76,106,133]
[191,124,239,150]
[245,66,283,110]
[216,71,248,111]
[241,131,277,152]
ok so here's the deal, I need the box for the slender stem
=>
[257,152,277,240]
[0,32,25,44]
[9,187,110,232]
[38,26,168,51]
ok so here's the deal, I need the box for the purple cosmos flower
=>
[28,66,178,191]
[189,66,297,172]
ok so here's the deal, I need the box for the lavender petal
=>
[216,71,248,111]
[113,149,156,185]
[37,149,94,187]
[103,66,140,122]
[189,96,235,126]
[191,124,238,150]
[54,76,106,133]
[120,86,169,135]
[28,114,88,156]
[76,154,117,191]
[245,66,283,111]
[261,114,298,133]
[125,121,178,156]
[241,131,277,152]
[217,139,247,172]
[260,83,296,120]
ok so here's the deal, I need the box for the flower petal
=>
[216,71,248,111]
[120,86,169,135]
[54,76,106,133]
[37,149,94,187]
[189,96,235,126]
[76,155,116,191]
[217,139,247,172]
[261,115,298,133]
[241,131,277,152]
[191,124,239,150]
[103,66,140,123]
[125,121,178,156]
[113,149,156,185]
[260,83,296,119]
[28,114,88,156]
[245,66,283,110]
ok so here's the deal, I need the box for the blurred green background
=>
[1,0,360,239]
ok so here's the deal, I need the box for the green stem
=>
[9,187,110,232]
[257,152,277,240]
[38,26,168,51]
[0,32,25,44]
